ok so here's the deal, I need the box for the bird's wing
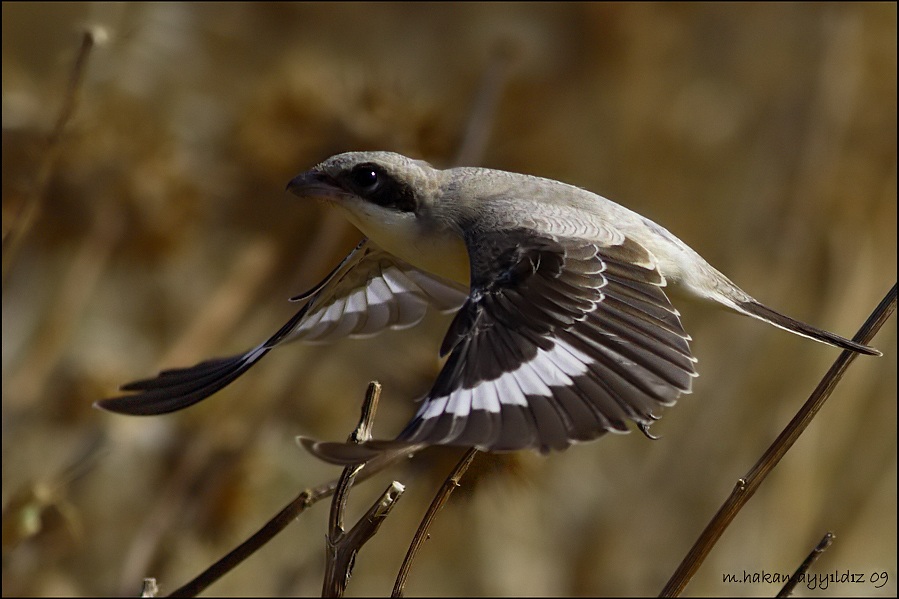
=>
[393,228,698,452]
[285,240,467,343]
[96,239,467,416]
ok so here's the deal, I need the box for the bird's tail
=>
[670,241,882,356]
[734,298,880,356]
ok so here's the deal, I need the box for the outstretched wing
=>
[394,229,698,453]
[96,239,467,416]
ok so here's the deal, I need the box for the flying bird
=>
[97,152,880,460]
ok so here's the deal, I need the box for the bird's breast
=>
[342,208,471,286]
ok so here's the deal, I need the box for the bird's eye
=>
[340,161,416,212]
[348,164,382,193]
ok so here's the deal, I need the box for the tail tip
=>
[738,300,882,356]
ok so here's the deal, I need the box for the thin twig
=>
[328,382,382,538]
[325,481,406,598]
[323,382,397,597]
[453,37,519,168]
[777,532,835,598]
[351,382,382,444]
[392,448,480,598]
[166,442,408,598]
[140,577,159,598]
[2,27,101,282]
[660,283,896,597]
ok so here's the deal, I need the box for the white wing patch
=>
[290,244,467,343]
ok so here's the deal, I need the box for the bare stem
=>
[167,428,410,597]
[323,382,394,597]
[660,283,896,597]
[392,448,480,597]
[776,532,835,598]
[3,28,99,282]
[452,38,518,168]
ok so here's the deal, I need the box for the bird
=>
[97,151,880,462]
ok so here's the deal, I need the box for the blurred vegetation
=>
[2,3,895,597]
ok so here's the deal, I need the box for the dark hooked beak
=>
[286,170,339,197]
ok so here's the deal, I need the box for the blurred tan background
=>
[2,3,896,597]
